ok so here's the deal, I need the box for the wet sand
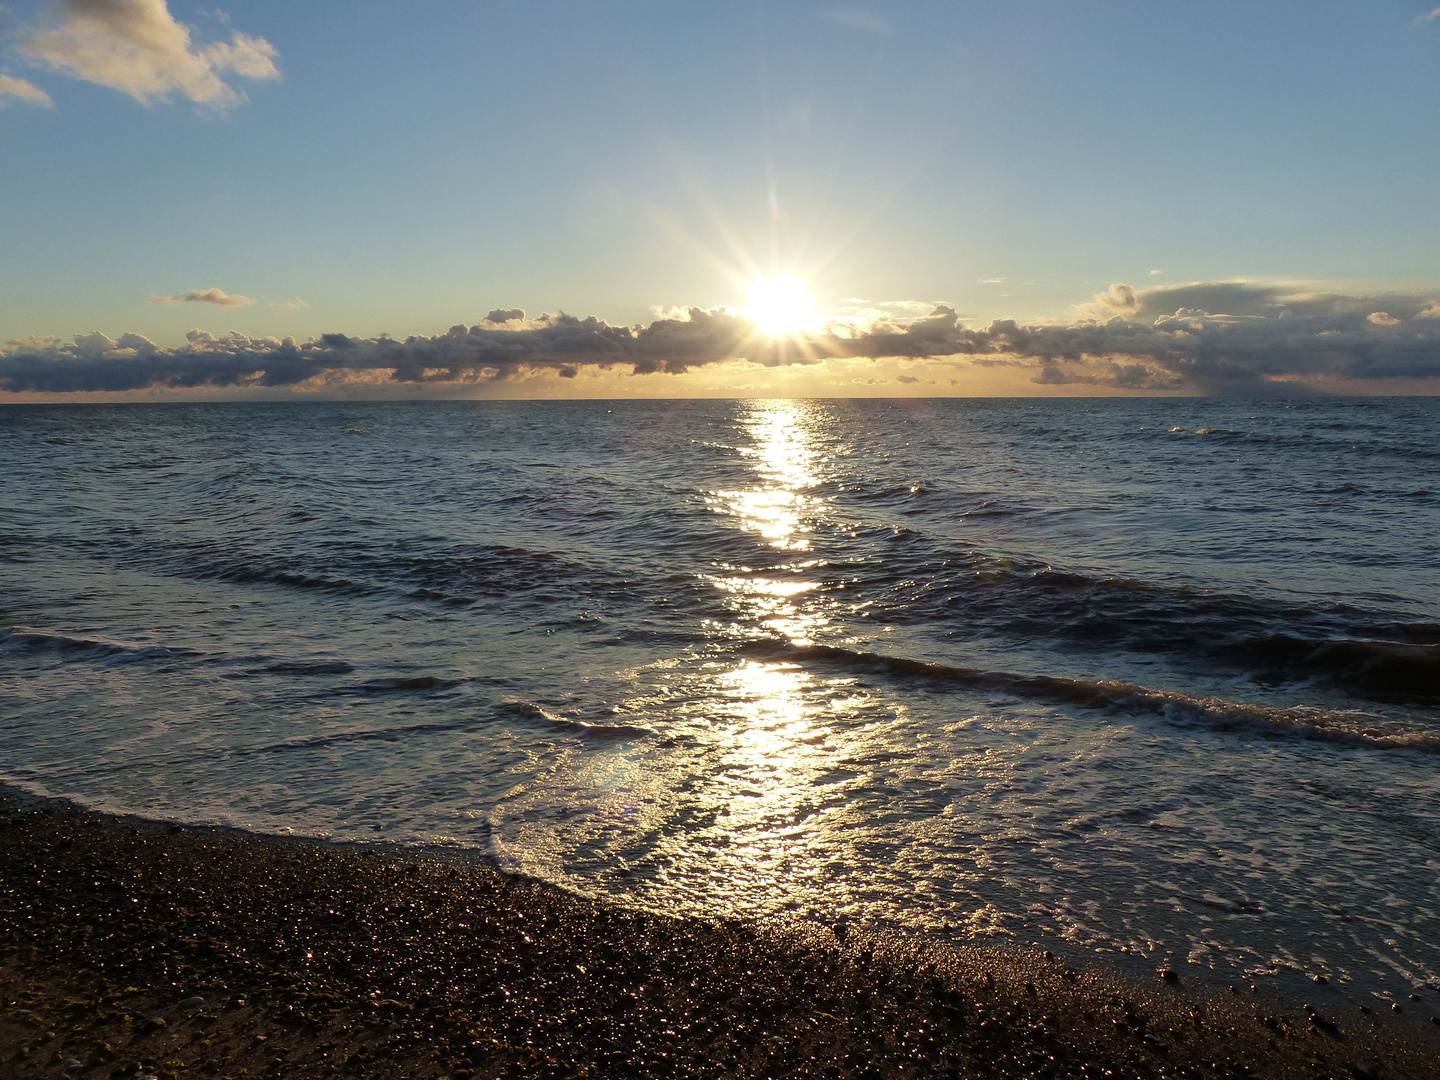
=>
[2,788,1437,1079]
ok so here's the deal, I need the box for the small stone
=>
[180,996,205,1009]
[1312,974,1328,984]
[1312,1014,1342,1037]
[1159,968,1180,984]
[140,1017,167,1033]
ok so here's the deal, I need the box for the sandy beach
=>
[2,787,1437,1080]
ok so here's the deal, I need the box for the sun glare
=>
[742,275,818,338]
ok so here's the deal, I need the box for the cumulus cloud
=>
[0,73,54,107]
[1005,280,1440,391]
[19,0,279,110]
[8,281,1440,395]
[483,308,526,325]
[149,287,254,307]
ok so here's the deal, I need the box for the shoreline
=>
[3,787,1438,1079]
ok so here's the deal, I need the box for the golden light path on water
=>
[488,400,888,919]
[681,401,870,912]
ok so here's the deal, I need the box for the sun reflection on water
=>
[722,400,823,551]
[709,400,832,645]
[688,402,855,909]
[502,401,879,920]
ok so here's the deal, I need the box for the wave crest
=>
[739,640,1440,754]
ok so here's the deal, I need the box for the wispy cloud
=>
[19,0,279,110]
[823,8,895,36]
[149,287,254,307]
[268,298,309,310]
[1420,7,1440,22]
[0,73,54,107]
[8,282,1440,395]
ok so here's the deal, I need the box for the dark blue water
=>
[2,398,1437,1009]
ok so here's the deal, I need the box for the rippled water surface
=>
[2,398,1438,1007]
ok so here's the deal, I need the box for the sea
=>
[2,397,1437,1008]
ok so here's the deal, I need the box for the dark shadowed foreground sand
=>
[2,790,1437,1080]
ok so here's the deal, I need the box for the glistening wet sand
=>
[2,788,1437,1080]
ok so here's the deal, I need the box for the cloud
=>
[268,298,308,310]
[19,0,279,110]
[1007,280,1440,391]
[149,287,254,307]
[0,73,54,107]
[1421,7,1440,21]
[823,9,895,36]
[8,281,1440,395]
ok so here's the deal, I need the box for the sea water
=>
[2,398,1437,1007]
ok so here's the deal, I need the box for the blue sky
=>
[5,1,1440,397]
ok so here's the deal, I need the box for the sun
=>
[742,275,819,338]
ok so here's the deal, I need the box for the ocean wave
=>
[0,626,200,666]
[738,640,1440,754]
[209,565,370,594]
[496,700,652,738]
[82,533,641,611]
[167,715,503,762]
[1157,423,1440,460]
[873,554,1439,700]
[1220,633,1440,698]
[258,659,357,676]
[357,675,464,693]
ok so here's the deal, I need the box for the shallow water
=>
[2,398,1437,1008]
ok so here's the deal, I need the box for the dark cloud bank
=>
[6,282,1440,395]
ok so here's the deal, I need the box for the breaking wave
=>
[739,640,1440,754]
